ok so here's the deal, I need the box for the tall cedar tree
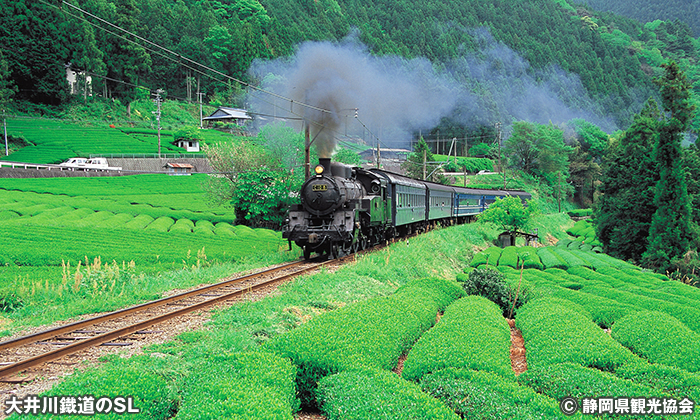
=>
[596,100,660,262]
[642,61,695,272]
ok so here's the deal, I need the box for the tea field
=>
[9,218,700,419]
[0,117,238,164]
[0,174,296,331]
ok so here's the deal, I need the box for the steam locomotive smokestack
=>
[319,157,331,172]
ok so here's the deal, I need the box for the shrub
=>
[124,214,155,229]
[169,218,194,234]
[144,216,175,232]
[537,247,569,270]
[34,363,177,419]
[516,298,636,371]
[468,246,502,268]
[567,208,593,217]
[317,368,459,420]
[177,351,298,420]
[612,311,700,373]
[518,362,661,403]
[615,361,700,403]
[517,246,543,270]
[421,368,566,420]
[462,267,525,316]
[402,296,512,381]
[269,277,462,407]
[498,246,520,269]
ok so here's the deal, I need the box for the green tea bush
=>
[580,283,700,333]
[213,222,236,236]
[555,238,572,247]
[144,216,175,233]
[0,210,19,221]
[124,214,155,229]
[169,218,194,234]
[567,208,593,217]
[518,362,661,404]
[566,219,590,236]
[269,277,462,406]
[94,213,135,228]
[516,298,636,371]
[177,351,298,420]
[498,246,520,269]
[537,247,569,269]
[193,219,215,235]
[394,277,466,312]
[402,296,512,380]
[517,246,543,269]
[461,267,524,316]
[28,363,177,419]
[421,368,568,420]
[615,361,700,403]
[469,246,502,268]
[317,368,459,420]
[612,311,700,373]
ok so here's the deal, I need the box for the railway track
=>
[0,258,337,381]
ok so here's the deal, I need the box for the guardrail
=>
[0,161,122,172]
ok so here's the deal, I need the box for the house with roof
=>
[202,107,252,128]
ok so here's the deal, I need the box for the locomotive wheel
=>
[329,243,339,260]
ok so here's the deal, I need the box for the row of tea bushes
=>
[612,311,700,373]
[471,245,636,271]
[420,368,572,420]
[12,359,178,419]
[401,296,512,381]
[518,362,663,412]
[317,368,459,420]
[516,298,637,371]
[177,352,299,420]
[269,277,465,406]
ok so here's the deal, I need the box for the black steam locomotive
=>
[283,157,531,259]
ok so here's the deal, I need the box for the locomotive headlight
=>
[314,165,324,175]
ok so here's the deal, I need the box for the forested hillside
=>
[1,0,699,133]
[578,0,700,37]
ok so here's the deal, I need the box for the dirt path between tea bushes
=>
[507,318,528,375]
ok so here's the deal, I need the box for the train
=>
[283,157,531,259]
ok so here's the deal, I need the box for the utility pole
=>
[304,122,310,178]
[376,140,381,168]
[3,110,8,156]
[197,91,205,129]
[154,89,163,158]
[495,122,505,189]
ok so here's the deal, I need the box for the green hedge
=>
[612,311,700,373]
[519,362,662,404]
[615,361,700,403]
[516,298,636,371]
[499,246,520,269]
[19,362,177,419]
[402,296,512,381]
[269,277,464,406]
[469,246,502,268]
[177,351,298,420]
[317,368,459,420]
[567,208,593,217]
[421,368,570,420]
[537,247,569,270]
[517,246,543,270]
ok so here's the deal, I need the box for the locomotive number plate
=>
[312,184,328,191]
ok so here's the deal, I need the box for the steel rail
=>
[0,259,330,379]
[0,260,309,352]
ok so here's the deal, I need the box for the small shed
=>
[203,107,252,127]
[165,163,194,176]
[173,139,200,152]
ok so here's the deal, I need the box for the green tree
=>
[230,168,294,229]
[401,137,436,180]
[504,121,572,176]
[643,62,695,272]
[596,99,660,263]
[477,195,538,234]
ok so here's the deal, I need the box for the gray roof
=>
[203,107,252,121]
